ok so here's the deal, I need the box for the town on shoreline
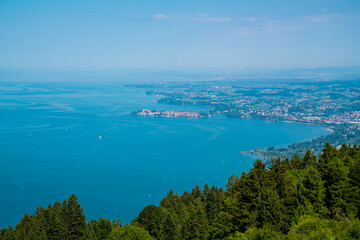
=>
[131,109,210,118]
[128,79,360,159]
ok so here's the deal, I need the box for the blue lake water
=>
[0,81,329,228]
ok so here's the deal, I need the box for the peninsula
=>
[131,109,211,118]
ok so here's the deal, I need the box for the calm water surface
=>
[0,82,329,227]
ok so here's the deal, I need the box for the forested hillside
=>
[1,143,360,239]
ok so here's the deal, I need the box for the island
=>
[131,109,211,118]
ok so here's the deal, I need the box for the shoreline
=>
[224,114,334,134]
[132,88,354,159]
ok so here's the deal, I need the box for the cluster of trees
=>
[1,143,360,239]
[264,124,360,159]
[0,195,152,240]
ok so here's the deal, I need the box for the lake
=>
[0,81,329,228]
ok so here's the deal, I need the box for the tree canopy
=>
[1,143,360,239]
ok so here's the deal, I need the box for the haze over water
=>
[0,81,329,228]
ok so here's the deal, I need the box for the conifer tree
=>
[15,213,33,240]
[349,155,360,218]
[182,200,208,240]
[160,190,186,225]
[49,201,67,240]
[318,142,339,177]
[301,149,317,169]
[0,226,16,240]
[181,190,193,206]
[204,186,225,222]
[161,213,176,240]
[66,194,87,239]
[301,165,329,216]
[226,174,239,197]
[191,185,203,200]
[326,157,351,217]
[230,160,282,232]
[269,157,298,232]
[135,205,163,239]
[290,152,302,169]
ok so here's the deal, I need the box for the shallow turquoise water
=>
[0,82,329,227]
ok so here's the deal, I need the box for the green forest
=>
[1,143,360,240]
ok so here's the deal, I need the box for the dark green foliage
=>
[161,214,176,240]
[226,174,239,196]
[133,205,164,239]
[182,199,209,240]
[231,160,276,231]
[290,153,303,169]
[269,157,298,232]
[0,194,94,240]
[301,149,317,169]
[191,185,203,200]
[160,190,186,224]
[317,143,354,218]
[90,217,113,240]
[225,159,289,233]
[2,143,360,240]
[181,190,193,206]
[288,215,337,239]
[346,219,360,240]
[226,226,285,240]
[204,185,225,222]
[300,165,329,216]
[66,194,87,239]
[349,155,360,218]
[318,142,339,175]
[0,227,15,240]
[109,224,154,240]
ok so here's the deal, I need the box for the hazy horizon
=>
[1,66,360,84]
[1,0,359,71]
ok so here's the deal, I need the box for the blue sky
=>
[0,0,359,71]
